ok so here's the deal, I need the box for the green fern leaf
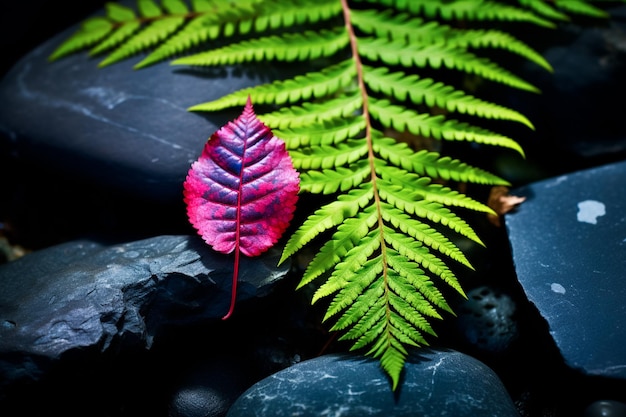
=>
[364,66,534,128]
[83,4,141,58]
[254,93,363,129]
[554,0,609,18]
[275,117,367,149]
[99,16,186,67]
[312,223,381,304]
[383,228,462,300]
[352,8,551,72]
[280,184,374,267]
[372,135,511,185]
[518,0,571,20]
[358,0,556,27]
[171,28,349,66]
[359,37,540,93]
[370,99,525,156]
[299,159,371,194]
[447,29,553,72]
[377,164,495,214]
[48,17,114,62]
[377,181,484,244]
[189,59,357,111]
[290,139,368,170]
[351,8,449,43]
[380,203,473,269]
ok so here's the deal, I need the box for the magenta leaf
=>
[183,96,300,319]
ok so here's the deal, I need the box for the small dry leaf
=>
[487,186,526,227]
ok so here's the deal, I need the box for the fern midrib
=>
[341,0,394,355]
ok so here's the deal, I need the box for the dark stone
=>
[456,285,519,355]
[226,349,520,417]
[505,159,626,379]
[584,400,626,417]
[512,5,626,172]
[0,235,290,389]
[0,0,297,203]
[169,357,253,417]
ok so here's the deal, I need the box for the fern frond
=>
[370,99,525,156]
[304,208,379,290]
[351,8,449,44]
[446,29,553,72]
[290,139,368,170]
[517,0,571,20]
[275,117,367,149]
[280,184,374,266]
[377,164,495,214]
[359,37,540,93]
[380,203,472,269]
[554,0,609,18]
[355,0,556,27]
[312,226,381,305]
[364,66,535,128]
[353,8,551,72]
[373,137,510,185]
[171,28,350,66]
[189,59,357,111]
[377,182,484,245]
[299,159,371,194]
[254,93,363,129]
[372,135,510,185]
[90,21,141,57]
[48,18,114,62]
[383,229,462,300]
[99,16,186,67]
[332,275,385,333]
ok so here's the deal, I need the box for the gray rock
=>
[169,357,253,417]
[0,235,289,387]
[456,285,519,355]
[226,349,520,417]
[0,0,298,202]
[505,159,626,379]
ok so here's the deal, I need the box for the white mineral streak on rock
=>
[550,283,566,294]
[577,200,606,224]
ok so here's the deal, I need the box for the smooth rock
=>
[169,357,253,417]
[0,235,289,388]
[226,349,520,417]
[505,159,626,379]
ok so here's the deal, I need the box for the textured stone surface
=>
[226,349,520,417]
[456,285,519,355]
[0,235,289,387]
[506,159,626,379]
[169,356,253,417]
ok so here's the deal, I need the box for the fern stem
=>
[341,0,393,347]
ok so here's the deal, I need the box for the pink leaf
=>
[183,96,300,319]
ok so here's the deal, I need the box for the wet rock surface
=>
[0,235,290,389]
[506,160,626,379]
[227,349,521,417]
